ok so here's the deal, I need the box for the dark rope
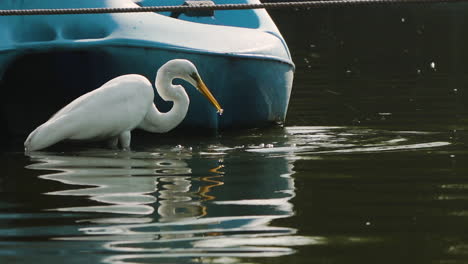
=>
[0,0,465,16]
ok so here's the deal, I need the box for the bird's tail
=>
[24,116,73,151]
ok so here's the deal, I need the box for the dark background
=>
[268,2,468,130]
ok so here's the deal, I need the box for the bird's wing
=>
[49,90,97,121]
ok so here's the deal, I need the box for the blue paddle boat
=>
[0,0,294,135]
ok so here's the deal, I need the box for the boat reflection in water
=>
[26,144,310,263]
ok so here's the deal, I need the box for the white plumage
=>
[24,59,223,151]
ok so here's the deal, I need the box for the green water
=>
[2,3,468,264]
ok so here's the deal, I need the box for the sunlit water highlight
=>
[0,126,455,264]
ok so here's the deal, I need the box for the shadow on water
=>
[0,126,457,264]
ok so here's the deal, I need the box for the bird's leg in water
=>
[107,137,119,149]
[119,131,131,150]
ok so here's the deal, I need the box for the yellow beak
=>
[196,78,223,115]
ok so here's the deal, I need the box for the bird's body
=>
[24,59,223,151]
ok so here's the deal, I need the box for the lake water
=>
[2,3,468,264]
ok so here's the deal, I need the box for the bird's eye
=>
[189,72,200,82]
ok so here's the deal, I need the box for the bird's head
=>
[170,59,224,115]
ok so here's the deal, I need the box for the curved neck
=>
[138,71,190,133]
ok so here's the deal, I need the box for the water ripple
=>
[19,139,305,261]
[2,126,453,263]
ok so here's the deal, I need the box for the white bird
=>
[24,59,223,151]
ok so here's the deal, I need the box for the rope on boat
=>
[0,0,465,16]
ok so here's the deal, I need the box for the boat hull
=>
[2,46,293,134]
[0,0,294,135]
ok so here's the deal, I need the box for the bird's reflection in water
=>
[25,146,306,263]
[27,151,194,217]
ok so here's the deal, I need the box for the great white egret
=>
[24,59,223,151]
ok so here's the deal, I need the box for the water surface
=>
[1,126,463,264]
